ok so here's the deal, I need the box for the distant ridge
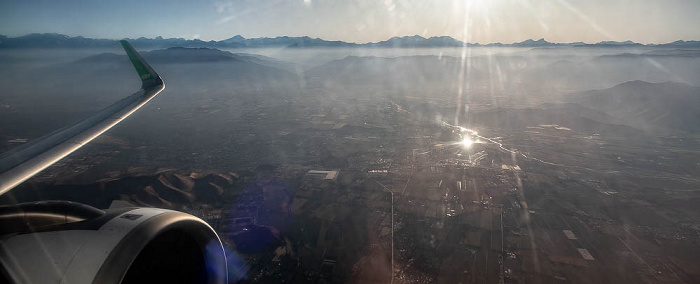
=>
[75,46,298,72]
[1,33,699,49]
[567,80,700,132]
[3,171,236,209]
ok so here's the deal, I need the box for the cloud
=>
[216,1,234,13]
[217,15,237,24]
[215,0,286,25]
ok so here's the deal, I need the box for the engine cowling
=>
[0,202,227,284]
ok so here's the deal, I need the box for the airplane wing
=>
[0,40,165,195]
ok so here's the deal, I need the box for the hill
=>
[0,171,236,209]
[72,47,297,87]
[566,81,700,132]
[524,51,700,90]
[467,104,641,137]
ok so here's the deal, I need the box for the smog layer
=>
[1,41,699,283]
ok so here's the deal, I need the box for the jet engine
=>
[0,201,227,284]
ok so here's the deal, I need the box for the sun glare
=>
[460,137,474,147]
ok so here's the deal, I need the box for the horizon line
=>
[2,32,699,46]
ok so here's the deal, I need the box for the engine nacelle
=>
[0,202,227,284]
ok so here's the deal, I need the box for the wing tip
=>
[120,40,164,90]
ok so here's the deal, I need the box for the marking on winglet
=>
[120,40,158,85]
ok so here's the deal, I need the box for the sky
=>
[0,0,699,44]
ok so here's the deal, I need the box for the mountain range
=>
[1,33,699,49]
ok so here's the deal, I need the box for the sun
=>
[460,137,473,148]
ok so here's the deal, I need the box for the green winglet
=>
[120,40,161,88]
